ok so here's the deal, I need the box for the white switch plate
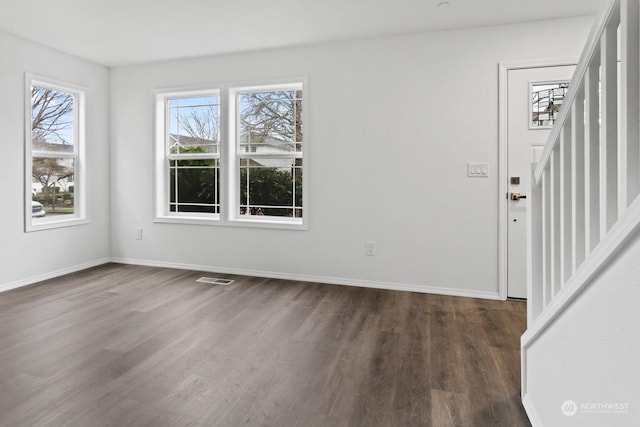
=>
[468,162,489,177]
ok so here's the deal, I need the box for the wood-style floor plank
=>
[0,263,531,426]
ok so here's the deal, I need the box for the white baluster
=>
[551,146,562,296]
[542,168,551,307]
[560,123,573,285]
[620,0,640,210]
[600,8,620,234]
[572,87,586,271]
[585,60,601,252]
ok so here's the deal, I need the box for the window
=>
[26,76,86,231]
[155,81,306,229]
[234,85,303,220]
[167,93,220,215]
[530,81,570,128]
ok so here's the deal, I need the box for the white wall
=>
[109,16,593,297]
[0,32,111,291]
[523,231,640,426]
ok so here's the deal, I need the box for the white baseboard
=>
[0,258,111,294]
[522,394,543,427]
[0,256,503,301]
[109,257,502,300]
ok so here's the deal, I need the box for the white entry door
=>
[506,65,576,299]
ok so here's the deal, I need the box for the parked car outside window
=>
[32,200,46,218]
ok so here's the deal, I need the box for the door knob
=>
[510,192,527,201]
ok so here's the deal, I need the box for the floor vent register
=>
[196,277,235,286]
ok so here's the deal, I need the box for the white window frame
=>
[25,74,88,232]
[154,88,222,224]
[154,79,308,230]
[228,83,306,227]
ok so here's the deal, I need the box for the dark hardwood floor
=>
[0,264,531,426]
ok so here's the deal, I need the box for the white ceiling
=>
[0,0,607,67]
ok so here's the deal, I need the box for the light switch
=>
[468,162,489,177]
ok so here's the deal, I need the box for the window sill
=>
[228,216,307,230]
[154,214,221,226]
[26,217,89,232]
[154,213,306,230]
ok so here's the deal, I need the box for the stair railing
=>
[526,0,640,330]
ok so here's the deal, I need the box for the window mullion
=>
[167,154,220,161]
[237,152,302,160]
[32,151,76,159]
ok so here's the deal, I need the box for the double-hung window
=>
[155,81,306,229]
[165,91,221,216]
[26,76,86,231]
[232,84,304,221]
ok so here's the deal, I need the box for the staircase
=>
[522,0,640,425]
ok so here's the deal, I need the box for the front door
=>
[506,65,576,299]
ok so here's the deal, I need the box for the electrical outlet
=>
[365,241,376,256]
[136,227,143,240]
